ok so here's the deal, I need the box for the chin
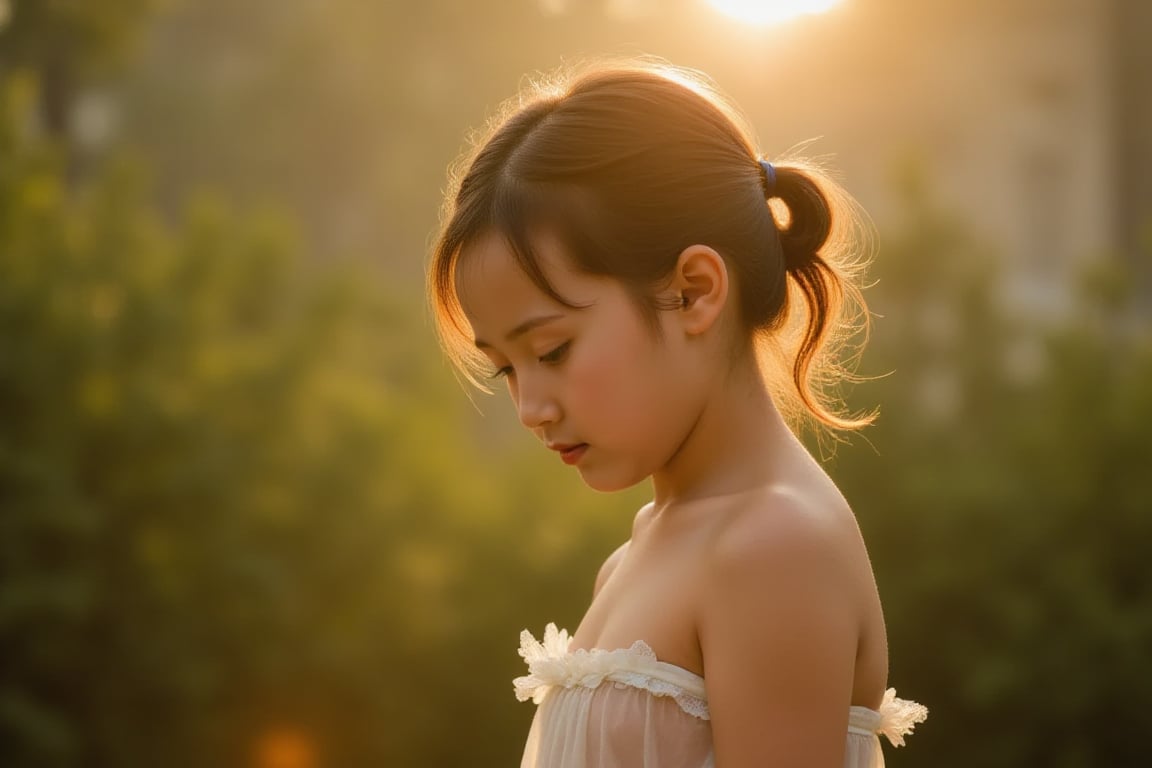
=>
[577,467,648,494]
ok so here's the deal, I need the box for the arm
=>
[700,496,859,767]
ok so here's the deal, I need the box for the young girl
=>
[429,61,927,768]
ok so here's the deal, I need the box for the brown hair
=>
[430,61,873,432]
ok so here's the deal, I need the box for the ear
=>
[669,244,729,336]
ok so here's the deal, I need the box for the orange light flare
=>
[254,727,318,768]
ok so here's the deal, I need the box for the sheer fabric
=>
[515,624,927,768]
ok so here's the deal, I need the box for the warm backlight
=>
[706,0,842,25]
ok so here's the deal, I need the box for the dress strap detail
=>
[847,706,882,737]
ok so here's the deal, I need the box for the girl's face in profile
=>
[456,231,702,493]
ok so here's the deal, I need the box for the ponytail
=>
[763,162,873,433]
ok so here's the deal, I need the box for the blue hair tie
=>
[759,159,777,196]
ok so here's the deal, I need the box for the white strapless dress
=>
[514,623,927,768]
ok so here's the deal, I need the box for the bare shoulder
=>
[698,487,863,764]
[706,486,855,582]
[592,502,655,599]
[699,486,865,631]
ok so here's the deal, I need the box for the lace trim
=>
[512,623,928,738]
[513,623,710,720]
[876,688,929,747]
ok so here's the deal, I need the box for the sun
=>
[706,0,843,25]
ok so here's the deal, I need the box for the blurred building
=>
[1111,0,1152,313]
[926,0,1148,322]
[688,0,1152,326]
[835,0,1150,325]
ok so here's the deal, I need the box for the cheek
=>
[566,325,670,424]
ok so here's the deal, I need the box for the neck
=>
[649,361,805,509]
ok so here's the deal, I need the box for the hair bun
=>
[773,165,832,272]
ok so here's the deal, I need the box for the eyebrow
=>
[474,314,565,349]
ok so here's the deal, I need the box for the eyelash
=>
[488,341,571,380]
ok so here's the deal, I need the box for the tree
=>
[0,71,642,766]
[829,167,1152,766]
[0,0,156,138]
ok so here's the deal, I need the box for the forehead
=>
[455,231,587,336]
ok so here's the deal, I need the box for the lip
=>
[548,442,589,466]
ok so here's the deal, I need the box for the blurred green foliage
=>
[0,73,642,766]
[833,169,1152,767]
[1,3,1151,767]
[0,0,156,138]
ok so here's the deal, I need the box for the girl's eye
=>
[539,341,571,365]
[486,341,569,379]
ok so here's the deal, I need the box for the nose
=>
[513,375,560,430]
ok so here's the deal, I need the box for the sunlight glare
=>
[706,0,842,26]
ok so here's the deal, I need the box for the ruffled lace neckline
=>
[514,623,710,720]
[513,623,928,746]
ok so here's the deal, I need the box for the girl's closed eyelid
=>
[488,340,573,379]
[487,340,570,379]
[539,341,571,364]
